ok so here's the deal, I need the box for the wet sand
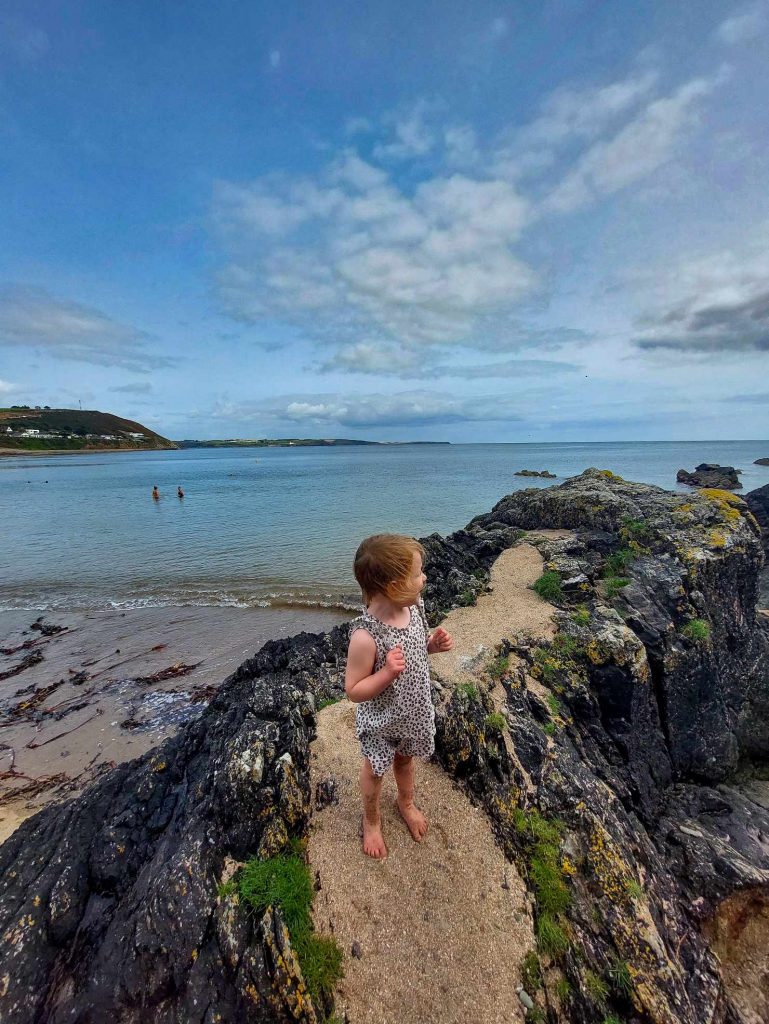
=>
[0,605,349,843]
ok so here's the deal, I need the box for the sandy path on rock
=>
[308,537,568,1024]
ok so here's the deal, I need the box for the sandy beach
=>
[0,604,349,843]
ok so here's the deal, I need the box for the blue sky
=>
[1,0,768,441]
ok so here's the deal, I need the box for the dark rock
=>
[677,464,743,490]
[351,940,362,959]
[746,482,769,554]
[754,458,769,466]
[514,469,556,478]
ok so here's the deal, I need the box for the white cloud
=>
[212,161,535,350]
[213,390,527,429]
[716,4,767,44]
[0,378,17,393]
[632,225,769,352]
[373,101,436,161]
[544,74,717,212]
[0,285,173,371]
[318,345,580,379]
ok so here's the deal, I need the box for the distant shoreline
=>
[0,445,178,458]
[177,438,451,448]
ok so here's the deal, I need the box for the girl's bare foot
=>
[362,816,388,859]
[396,797,429,841]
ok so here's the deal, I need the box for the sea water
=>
[2,441,767,612]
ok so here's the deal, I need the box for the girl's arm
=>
[345,629,404,703]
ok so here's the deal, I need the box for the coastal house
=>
[127,432,145,439]
[20,429,40,436]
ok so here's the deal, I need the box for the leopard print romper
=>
[349,597,435,776]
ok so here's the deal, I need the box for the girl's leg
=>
[393,753,428,841]
[360,757,387,859]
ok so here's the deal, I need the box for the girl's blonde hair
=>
[353,534,425,604]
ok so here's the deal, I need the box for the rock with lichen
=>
[430,470,769,1024]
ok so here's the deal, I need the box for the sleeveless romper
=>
[348,597,435,776]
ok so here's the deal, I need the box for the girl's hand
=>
[384,644,406,681]
[427,627,453,654]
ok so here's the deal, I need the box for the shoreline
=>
[0,445,178,458]
[0,603,350,843]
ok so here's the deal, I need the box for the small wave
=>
[0,588,359,614]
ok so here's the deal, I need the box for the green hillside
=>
[0,407,177,452]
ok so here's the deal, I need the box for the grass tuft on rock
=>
[682,618,711,643]
[604,575,630,598]
[456,680,479,700]
[536,913,569,956]
[571,605,590,627]
[487,653,510,680]
[484,712,507,734]
[238,849,343,1007]
[521,950,542,992]
[584,968,609,1006]
[554,976,572,1001]
[608,958,633,997]
[532,571,563,602]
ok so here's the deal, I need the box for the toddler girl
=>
[345,534,453,859]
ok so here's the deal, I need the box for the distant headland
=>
[0,406,177,454]
[177,438,451,447]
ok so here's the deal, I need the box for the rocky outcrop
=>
[515,469,557,478]
[746,482,769,551]
[1,469,768,1024]
[430,470,769,1023]
[677,463,742,489]
[754,458,769,466]
[0,631,347,1024]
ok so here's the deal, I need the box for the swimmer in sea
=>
[177,486,184,498]
[152,485,160,500]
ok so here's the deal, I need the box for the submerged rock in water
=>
[514,469,557,478]
[677,463,742,489]
[0,468,768,1023]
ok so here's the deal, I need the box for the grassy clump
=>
[620,515,653,544]
[608,958,633,997]
[238,850,343,1007]
[521,950,542,993]
[604,575,630,598]
[513,809,571,952]
[543,721,556,737]
[532,571,563,602]
[217,879,237,898]
[682,618,711,643]
[552,633,581,657]
[526,1009,547,1024]
[546,693,562,717]
[554,976,572,1001]
[605,548,635,574]
[487,653,510,680]
[533,647,559,683]
[317,696,341,711]
[457,588,476,606]
[536,913,569,956]
[603,1016,623,1024]
[456,680,479,700]
[584,969,609,1005]
[484,712,507,734]
[571,606,590,627]
[624,877,644,900]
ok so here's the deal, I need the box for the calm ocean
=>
[2,441,767,612]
